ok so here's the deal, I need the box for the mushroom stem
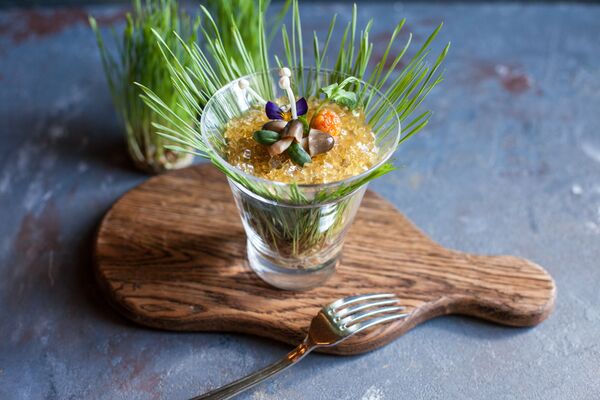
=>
[238,79,267,105]
[278,74,298,120]
[286,86,298,120]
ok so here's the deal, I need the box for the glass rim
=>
[200,66,401,191]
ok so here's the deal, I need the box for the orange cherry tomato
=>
[310,109,341,136]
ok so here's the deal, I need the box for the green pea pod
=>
[253,130,280,145]
[287,142,312,166]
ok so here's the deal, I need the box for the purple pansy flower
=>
[265,98,308,120]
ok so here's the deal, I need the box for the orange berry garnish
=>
[310,109,341,136]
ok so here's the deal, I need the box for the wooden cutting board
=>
[94,164,556,355]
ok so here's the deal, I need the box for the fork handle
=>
[190,342,312,400]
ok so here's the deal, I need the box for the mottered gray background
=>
[1,1,600,399]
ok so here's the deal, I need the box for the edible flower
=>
[265,98,308,121]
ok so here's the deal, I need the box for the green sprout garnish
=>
[320,77,360,109]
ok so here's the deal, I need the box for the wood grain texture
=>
[95,164,556,355]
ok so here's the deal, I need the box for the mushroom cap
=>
[279,76,290,90]
[281,120,304,143]
[279,67,292,77]
[308,129,335,156]
[262,120,288,133]
[238,79,249,89]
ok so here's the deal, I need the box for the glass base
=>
[246,240,337,291]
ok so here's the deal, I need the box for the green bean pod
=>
[287,142,312,166]
[253,130,280,145]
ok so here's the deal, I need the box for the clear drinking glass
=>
[201,68,400,290]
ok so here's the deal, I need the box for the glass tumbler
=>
[201,68,400,290]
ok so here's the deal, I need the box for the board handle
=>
[444,254,556,327]
[328,254,556,355]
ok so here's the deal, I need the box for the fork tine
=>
[335,299,403,318]
[327,293,396,312]
[341,306,406,327]
[346,312,409,334]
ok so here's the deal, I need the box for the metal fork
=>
[191,293,409,400]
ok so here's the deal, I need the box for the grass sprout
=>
[138,0,450,258]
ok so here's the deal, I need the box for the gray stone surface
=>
[1,2,599,399]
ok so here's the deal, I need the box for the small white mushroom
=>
[238,79,249,89]
[238,78,266,105]
[279,76,290,90]
[279,67,292,77]
[278,73,297,120]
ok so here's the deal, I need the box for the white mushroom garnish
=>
[238,78,267,105]
[278,74,298,120]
